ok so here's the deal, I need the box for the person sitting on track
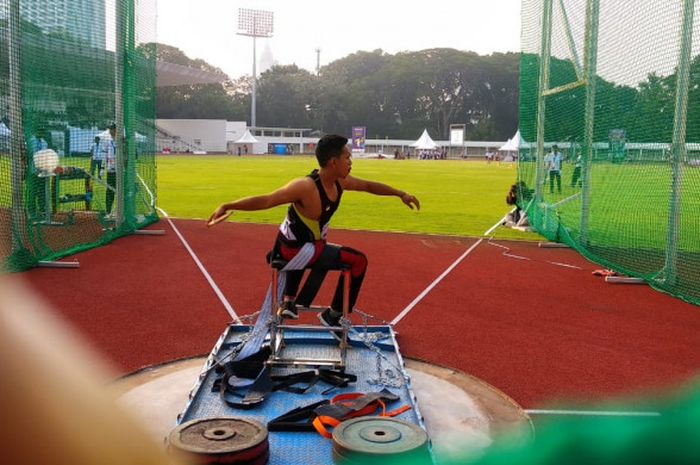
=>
[207,134,420,329]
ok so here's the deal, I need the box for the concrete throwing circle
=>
[114,357,532,463]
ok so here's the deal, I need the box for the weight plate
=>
[168,417,269,463]
[332,417,428,457]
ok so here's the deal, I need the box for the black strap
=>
[318,369,357,394]
[295,244,342,307]
[217,365,357,410]
[314,389,400,420]
[268,388,399,431]
[267,399,330,432]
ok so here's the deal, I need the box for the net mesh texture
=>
[519,0,700,306]
[1,0,157,272]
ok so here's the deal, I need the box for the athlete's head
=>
[315,134,349,167]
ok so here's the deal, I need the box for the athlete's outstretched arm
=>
[341,175,420,210]
[207,178,307,226]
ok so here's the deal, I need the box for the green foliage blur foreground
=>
[380,380,700,465]
[157,155,539,240]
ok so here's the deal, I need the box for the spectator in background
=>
[505,181,533,226]
[104,124,117,217]
[89,136,103,179]
[544,145,563,194]
[571,153,582,188]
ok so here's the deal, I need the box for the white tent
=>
[410,129,437,150]
[499,130,524,152]
[235,129,259,144]
[0,122,10,136]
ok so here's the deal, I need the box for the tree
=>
[256,65,318,128]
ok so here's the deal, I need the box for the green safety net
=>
[519,0,700,306]
[1,0,158,272]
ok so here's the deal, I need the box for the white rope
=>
[486,237,583,270]
[391,238,483,326]
[157,207,241,323]
[526,409,661,417]
[390,213,506,326]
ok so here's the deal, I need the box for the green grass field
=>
[157,155,539,240]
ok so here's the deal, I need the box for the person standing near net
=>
[571,153,582,188]
[89,136,104,179]
[104,124,117,217]
[544,145,562,194]
[207,134,420,328]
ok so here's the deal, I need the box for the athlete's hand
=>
[206,206,232,227]
[400,193,420,210]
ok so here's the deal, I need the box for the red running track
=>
[11,219,700,408]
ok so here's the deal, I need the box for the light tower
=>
[315,47,321,75]
[237,8,274,129]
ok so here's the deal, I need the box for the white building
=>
[156,119,227,153]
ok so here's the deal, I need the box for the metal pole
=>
[664,0,695,285]
[123,0,137,225]
[535,0,553,202]
[114,0,136,228]
[558,0,583,79]
[251,30,257,128]
[8,0,28,257]
[115,0,125,226]
[579,0,600,245]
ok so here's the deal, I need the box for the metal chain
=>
[341,317,405,388]
[203,309,264,374]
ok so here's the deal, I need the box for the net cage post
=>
[664,0,695,285]
[252,33,256,128]
[579,0,601,245]
[7,0,29,263]
[115,0,137,229]
[535,0,553,202]
[557,0,583,80]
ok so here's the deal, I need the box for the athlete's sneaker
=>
[319,308,343,341]
[279,300,299,319]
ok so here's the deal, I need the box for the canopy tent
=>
[410,129,438,150]
[235,129,259,143]
[499,130,525,151]
[156,60,228,87]
[0,122,10,136]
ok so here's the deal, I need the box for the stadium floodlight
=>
[237,8,274,129]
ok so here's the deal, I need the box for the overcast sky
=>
[156,0,521,79]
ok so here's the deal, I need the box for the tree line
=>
[155,43,520,141]
[520,53,700,145]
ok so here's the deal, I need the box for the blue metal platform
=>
[178,324,431,465]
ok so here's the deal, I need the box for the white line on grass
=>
[157,208,241,323]
[526,409,661,417]
[390,215,504,326]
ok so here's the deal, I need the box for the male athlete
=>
[207,134,420,329]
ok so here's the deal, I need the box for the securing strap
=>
[267,399,330,432]
[267,389,410,436]
[216,363,357,410]
[312,391,411,438]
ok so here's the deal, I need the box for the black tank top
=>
[277,170,343,246]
